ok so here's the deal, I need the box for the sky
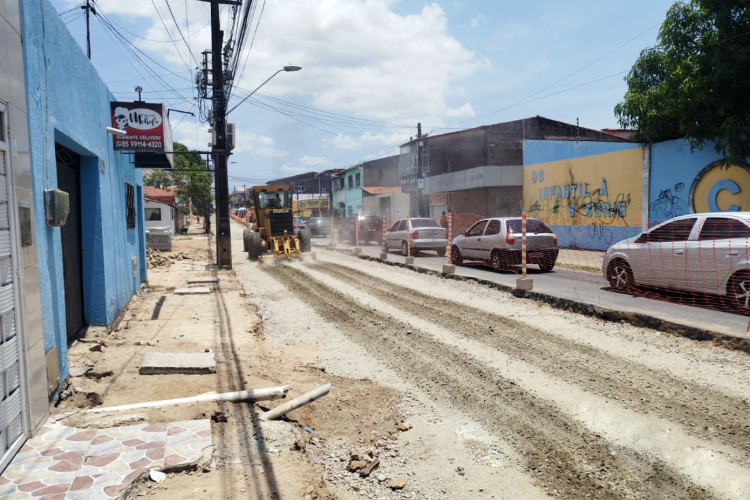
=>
[52,0,677,190]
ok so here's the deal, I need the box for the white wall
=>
[144,200,174,236]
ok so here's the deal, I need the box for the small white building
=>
[144,198,176,237]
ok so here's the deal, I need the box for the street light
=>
[135,85,143,102]
[227,65,301,115]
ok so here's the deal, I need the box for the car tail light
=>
[506,232,515,245]
[412,230,419,239]
[552,234,557,245]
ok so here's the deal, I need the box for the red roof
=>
[362,186,400,195]
[144,187,178,205]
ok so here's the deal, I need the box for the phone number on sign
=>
[116,140,163,149]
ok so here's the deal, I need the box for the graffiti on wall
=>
[650,161,750,222]
[650,182,688,220]
[527,169,634,243]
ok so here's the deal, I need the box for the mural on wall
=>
[649,139,750,224]
[523,148,642,250]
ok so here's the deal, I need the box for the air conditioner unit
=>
[226,123,235,150]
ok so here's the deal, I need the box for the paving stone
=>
[139,352,216,375]
[173,287,211,295]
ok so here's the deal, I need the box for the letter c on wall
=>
[708,179,740,212]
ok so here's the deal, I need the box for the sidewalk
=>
[0,223,327,499]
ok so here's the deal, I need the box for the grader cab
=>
[242,185,311,260]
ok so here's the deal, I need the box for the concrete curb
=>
[315,244,750,353]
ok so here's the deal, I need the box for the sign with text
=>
[111,102,166,152]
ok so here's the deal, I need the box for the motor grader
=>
[242,185,311,260]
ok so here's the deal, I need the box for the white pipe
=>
[260,384,330,421]
[85,385,289,413]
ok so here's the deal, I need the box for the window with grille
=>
[125,183,136,229]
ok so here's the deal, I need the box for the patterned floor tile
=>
[1,419,212,499]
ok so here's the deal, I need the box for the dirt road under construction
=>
[234,245,750,499]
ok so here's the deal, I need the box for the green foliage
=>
[615,0,750,164]
[143,142,213,215]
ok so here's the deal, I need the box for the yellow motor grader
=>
[242,185,311,260]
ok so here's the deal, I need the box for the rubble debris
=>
[359,457,379,477]
[348,460,367,472]
[69,365,93,377]
[85,366,114,379]
[58,385,103,408]
[389,479,407,490]
[396,422,410,432]
[211,410,228,423]
[149,469,166,483]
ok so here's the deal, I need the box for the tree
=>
[143,142,213,231]
[614,0,750,164]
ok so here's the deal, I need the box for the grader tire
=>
[248,231,262,260]
[298,229,312,253]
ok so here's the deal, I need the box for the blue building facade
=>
[21,0,148,383]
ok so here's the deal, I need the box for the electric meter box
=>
[44,189,70,227]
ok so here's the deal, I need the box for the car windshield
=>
[506,219,552,234]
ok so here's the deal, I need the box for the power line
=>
[163,0,200,66]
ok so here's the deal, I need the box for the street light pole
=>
[227,66,301,115]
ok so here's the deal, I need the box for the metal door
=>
[0,103,26,471]
[55,145,85,338]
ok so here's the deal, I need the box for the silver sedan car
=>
[385,218,448,256]
[603,212,750,311]
[451,217,558,271]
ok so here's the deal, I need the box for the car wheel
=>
[607,260,634,291]
[538,250,557,272]
[451,246,463,266]
[248,231,262,260]
[729,272,750,312]
[436,248,446,257]
[491,250,504,271]
[297,229,312,253]
[401,241,408,256]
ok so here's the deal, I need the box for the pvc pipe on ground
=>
[85,386,290,414]
[260,383,330,421]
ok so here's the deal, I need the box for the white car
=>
[385,218,448,256]
[603,212,750,311]
[451,217,558,271]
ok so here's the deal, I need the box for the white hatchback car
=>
[603,212,750,311]
[451,217,559,271]
[385,218,448,256]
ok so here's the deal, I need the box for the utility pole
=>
[81,0,96,59]
[416,122,423,217]
[201,0,238,269]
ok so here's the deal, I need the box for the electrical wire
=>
[164,0,200,66]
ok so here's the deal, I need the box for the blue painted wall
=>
[523,139,638,166]
[343,166,363,215]
[649,139,749,224]
[21,0,147,381]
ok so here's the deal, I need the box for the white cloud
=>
[299,155,328,166]
[112,0,484,128]
[233,130,288,157]
[469,14,486,29]
[325,130,409,151]
[280,165,308,174]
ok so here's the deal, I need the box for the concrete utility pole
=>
[82,0,96,59]
[416,122,423,217]
[202,0,238,269]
